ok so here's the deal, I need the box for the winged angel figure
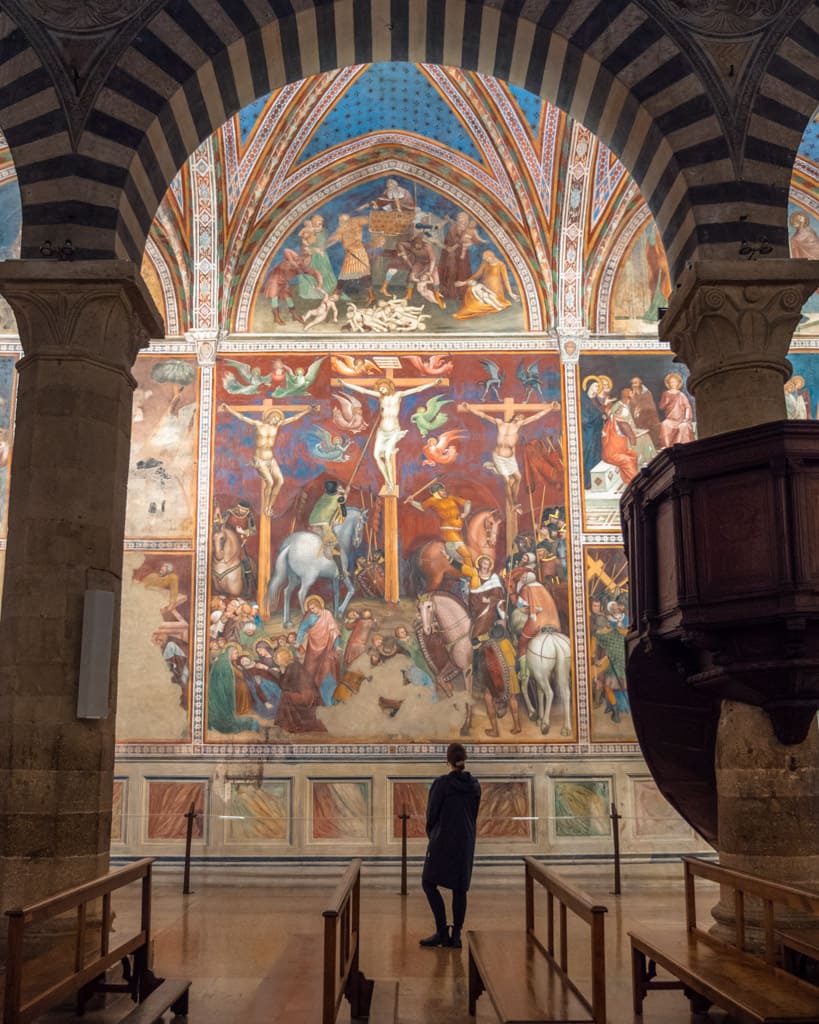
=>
[222,359,273,395]
[304,425,353,463]
[272,356,326,397]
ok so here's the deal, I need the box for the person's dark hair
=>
[446,742,467,770]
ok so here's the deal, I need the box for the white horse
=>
[417,591,474,735]
[265,507,366,626]
[521,627,572,736]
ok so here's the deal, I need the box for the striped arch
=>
[233,160,543,332]
[143,238,182,337]
[751,4,819,227]
[4,0,814,281]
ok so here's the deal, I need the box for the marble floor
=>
[7,865,746,1023]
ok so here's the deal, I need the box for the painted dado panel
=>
[110,760,707,871]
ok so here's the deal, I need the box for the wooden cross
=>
[221,395,314,609]
[333,359,449,603]
[460,396,558,556]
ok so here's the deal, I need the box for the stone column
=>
[0,261,163,919]
[660,259,819,891]
[661,259,819,436]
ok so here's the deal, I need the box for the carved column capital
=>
[0,260,164,377]
[185,326,225,367]
[659,260,819,437]
[556,327,587,364]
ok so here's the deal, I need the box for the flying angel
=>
[304,424,353,463]
[404,353,455,376]
[410,393,452,437]
[516,359,545,402]
[332,392,368,434]
[479,358,504,401]
[422,429,468,466]
[272,356,326,397]
[331,354,380,376]
[223,360,273,395]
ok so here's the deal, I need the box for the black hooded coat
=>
[421,769,482,891]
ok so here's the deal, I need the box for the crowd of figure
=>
[259,178,521,331]
[580,372,695,489]
[206,467,581,740]
[207,591,443,736]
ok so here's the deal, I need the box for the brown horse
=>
[413,507,503,592]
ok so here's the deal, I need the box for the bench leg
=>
[683,987,712,1015]
[170,987,189,1016]
[631,947,646,1016]
[467,949,484,1017]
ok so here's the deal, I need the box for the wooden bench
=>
[3,858,190,1024]
[322,858,397,1023]
[467,857,608,1023]
[244,858,397,1023]
[630,855,819,1022]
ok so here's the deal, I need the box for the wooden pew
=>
[3,858,190,1024]
[467,857,608,1023]
[322,858,398,1023]
[245,858,397,1023]
[630,855,819,1022]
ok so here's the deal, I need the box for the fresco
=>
[578,353,696,531]
[553,778,611,838]
[117,551,193,743]
[609,221,671,334]
[584,545,633,743]
[125,355,198,539]
[146,780,206,840]
[206,349,573,745]
[311,780,371,841]
[249,176,526,335]
[790,206,819,334]
[784,354,819,418]
[0,355,15,537]
[225,780,291,842]
[0,173,21,333]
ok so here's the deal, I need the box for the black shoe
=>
[450,928,462,949]
[419,930,450,948]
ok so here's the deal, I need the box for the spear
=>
[346,415,378,490]
[403,476,442,504]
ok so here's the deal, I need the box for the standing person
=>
[419,742,482,949]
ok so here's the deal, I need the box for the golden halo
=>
[581,375,600,391]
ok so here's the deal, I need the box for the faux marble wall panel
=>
[552,778,611,838]
[391,780,430,839]
[631,777,693,840]
[111,779,126,844]
[478,780,532,839]
[225,779,291,842]
[146,779,207,841]
[311,779,372,841]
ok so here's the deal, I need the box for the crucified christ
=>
[458,401,559,509]
[220,402,316,515]
[339,376,443,494]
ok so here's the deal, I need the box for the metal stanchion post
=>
[399,804,410,896]
[610,802,622,896]
[183,801,198,895]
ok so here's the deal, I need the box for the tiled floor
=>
[7,865,745,1022]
